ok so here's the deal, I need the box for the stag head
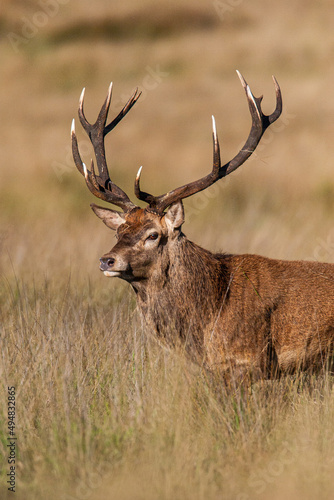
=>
[92,201,184,283]
[71,72,282,286]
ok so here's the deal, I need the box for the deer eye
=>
[146,232,159,241]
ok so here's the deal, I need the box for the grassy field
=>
[1,0,334,498]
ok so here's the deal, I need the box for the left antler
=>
[71,83,141,212]
[135,70,282,213]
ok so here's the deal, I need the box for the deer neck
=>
[132,235,228,352]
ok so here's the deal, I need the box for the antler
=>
[135,71,282,213]
[71,83,141,212]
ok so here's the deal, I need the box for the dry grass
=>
[1,0,334,498]
[1,277,334,500]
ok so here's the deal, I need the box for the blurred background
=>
[1,3,334,499]
[1,0,334,285]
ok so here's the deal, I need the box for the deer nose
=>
[99,257,115,271]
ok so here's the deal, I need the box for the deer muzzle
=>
[99,254,127,278]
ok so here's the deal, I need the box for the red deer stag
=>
[71,72,334,383]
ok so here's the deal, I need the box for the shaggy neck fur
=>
[133,233,229,359]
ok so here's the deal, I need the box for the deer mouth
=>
[103,270,122,278]
[100,256,128,277]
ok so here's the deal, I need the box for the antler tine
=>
[71,118,85,176]
[269,75,283,124]
[134,166,157,205]
[104,88,142,135]
[78,87,91,135]
[136,72,282,213]
[72,84,141,212]
[223,70,282,177]
[211,115,221,175]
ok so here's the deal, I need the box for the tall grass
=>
[1,273,334,500]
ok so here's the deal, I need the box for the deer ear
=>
[164,200,184,232]
[90,203,126,230]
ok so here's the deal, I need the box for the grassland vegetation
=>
[1,0,334,498]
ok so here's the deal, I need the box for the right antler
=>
[135,71,282,213]
[71,83,141,212]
